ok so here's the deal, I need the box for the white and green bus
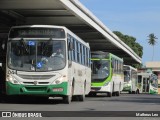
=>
[137,73,158,94]
[5,25,91,104]
[90,51,124,97]
[123,65,138,94]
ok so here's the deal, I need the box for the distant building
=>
[146,62,160,94]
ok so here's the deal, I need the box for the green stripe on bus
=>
[6,81,68,96]
[149,89,158,94]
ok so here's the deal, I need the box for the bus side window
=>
[121,62,123,74]
[138,76,142,83]
[86,48,88,66]
[79,43,82,64]
[74,39,77,62]
[111,59,114,68]
[88,49,91,67]
[76,41,79,63]
[117,60,119,74]
[81,45,84,65]
[85,48,87,66]
[67,34,72,61]
[117,60,118,74]
[115,60,117,74]
[83,46,85,65]
[87,48,89,67]
[72,38,75,61]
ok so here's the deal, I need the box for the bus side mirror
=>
[2,43,5,50]
[68,42,74,51]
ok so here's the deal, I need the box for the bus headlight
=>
[104,82,110,86]
[7,75,20,84]
[52,75,66,85]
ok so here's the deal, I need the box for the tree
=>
[113,31,143,68]
[113,31,143,58]
[147,33,158,61]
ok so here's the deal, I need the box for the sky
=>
[79,0,160,64]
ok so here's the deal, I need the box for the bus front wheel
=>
[136,89,140,94]
[116,83,121,96]
[108,92,112,97]
[63,83,74,104]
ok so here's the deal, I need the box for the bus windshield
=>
[8,40,66,71]
[150,74,158,88]
[91,60,110,82]
[124,70,130,82]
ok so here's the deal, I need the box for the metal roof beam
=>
[25,17,83,25]
[0,0,63,10]
[1,10,25,23]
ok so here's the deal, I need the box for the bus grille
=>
[91,87,101,91]
[23,82,49,85]
[25,87,47,92]
[17,75,54,80]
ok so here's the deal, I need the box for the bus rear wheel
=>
[116,91,120,96]
[79,84,85,101]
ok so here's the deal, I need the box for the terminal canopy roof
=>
[0,0,141,64]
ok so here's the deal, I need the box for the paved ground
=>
[0,93,160,120]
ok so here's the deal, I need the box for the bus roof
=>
[137,72,153,76]
[11,25,66,29]
[123,65,137,71]
[109,53,123,62]
[91,51,123,62]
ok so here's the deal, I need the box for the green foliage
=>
[148,33,157,46]
[113,31,143,58]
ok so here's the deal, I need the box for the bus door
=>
[142,77,149,93]
[149,74,158,94]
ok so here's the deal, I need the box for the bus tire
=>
[63,95,71,104]
[117,83,121,96]
[88,92,96,97]
[88,92,93,97]
[63,82,74,104]
[136,89,140,94]
[112,83,115,96]
[115,91,120,96]
[79,82,86,101]
[116,91,120,96]
[132,91,136,94]
[92,93,96,97]
[108,92,112,97]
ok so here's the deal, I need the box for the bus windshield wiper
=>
[20,38,29,54]
[42,38,52,55]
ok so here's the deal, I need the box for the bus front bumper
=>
[122,85,131,91]
[90,86,111,93]
[6,81,68,96]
